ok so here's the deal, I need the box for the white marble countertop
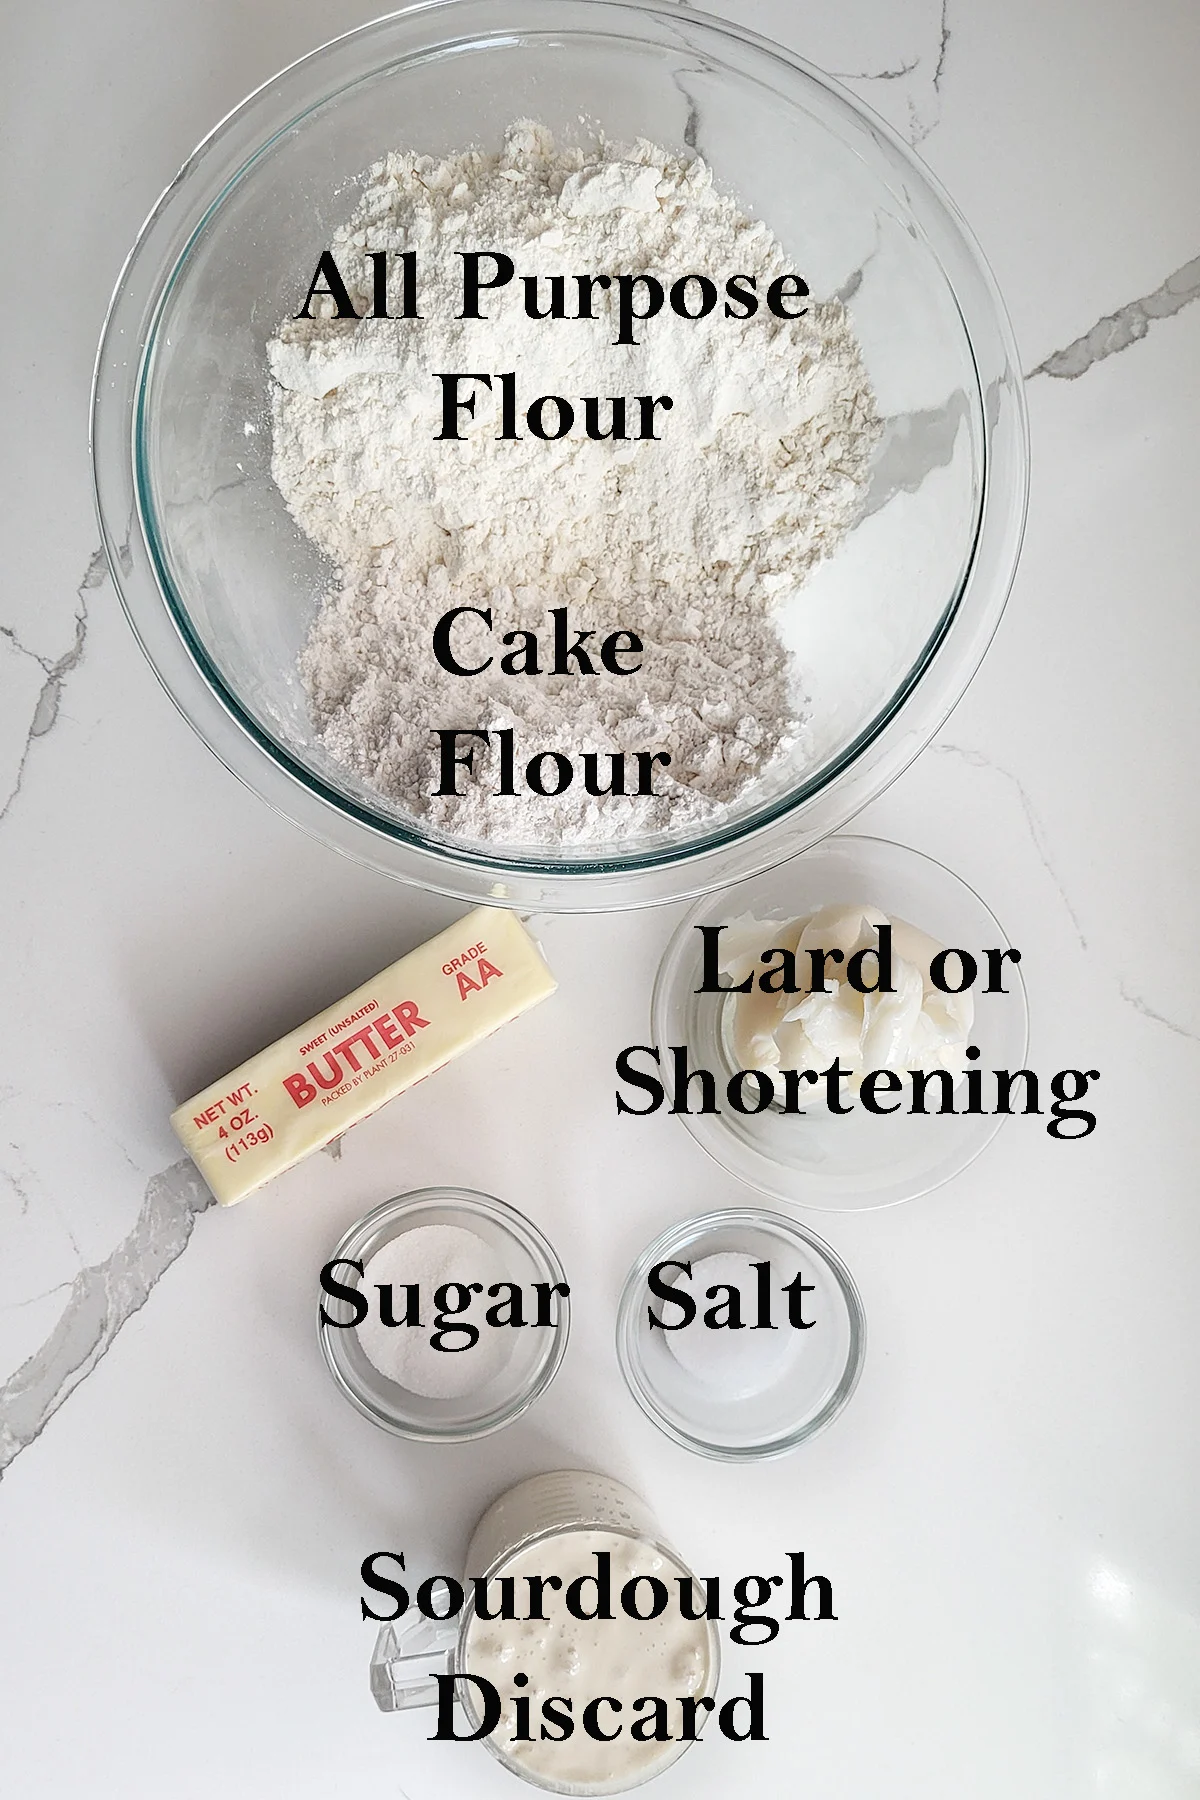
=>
[2,1,1199,1794]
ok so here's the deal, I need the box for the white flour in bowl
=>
[268,122,880,845]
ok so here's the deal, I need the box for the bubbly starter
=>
[463,1528,713,1791]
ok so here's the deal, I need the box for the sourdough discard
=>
[269,123,880,844]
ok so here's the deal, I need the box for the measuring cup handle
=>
[369,1623,456,1712]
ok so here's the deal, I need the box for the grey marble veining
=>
[1119,981,1200,1045]
[672,0,943,156]
[905,0,948,143]
[933,743,1089,952]
[929,0,951,102]
[831,55,920,82]
[834,0,949,145]
[0,549,105,826]
[0,1159,213,1477]
[1027,253,1200,380]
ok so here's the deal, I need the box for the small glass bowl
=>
[616,1208,865,1461]
[650,835,1030,1210]
[318,1188,569,1442]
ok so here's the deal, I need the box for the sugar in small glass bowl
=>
[318,1187,569,1442]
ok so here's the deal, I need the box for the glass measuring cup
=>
[370,1471,721,1794]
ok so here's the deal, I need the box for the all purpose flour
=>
[268,122,880,845]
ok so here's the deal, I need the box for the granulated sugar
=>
[357,1224,513,1400]
[269,122,880,844]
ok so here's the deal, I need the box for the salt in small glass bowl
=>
[616,1207,865,1462]
[318,1187,569,1442]
[650,835,1030,1210]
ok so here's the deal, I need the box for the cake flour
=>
[268,122,880,845]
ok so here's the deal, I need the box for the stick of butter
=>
[171,908,555,1206]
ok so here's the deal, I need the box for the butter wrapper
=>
[171,908,555,1205]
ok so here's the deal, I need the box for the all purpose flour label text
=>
[268,127,881,837]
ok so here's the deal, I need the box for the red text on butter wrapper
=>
[283,1002,430,1107]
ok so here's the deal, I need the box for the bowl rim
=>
[92,0,1030,912]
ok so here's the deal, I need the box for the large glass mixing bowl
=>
[92,0,1028,912]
